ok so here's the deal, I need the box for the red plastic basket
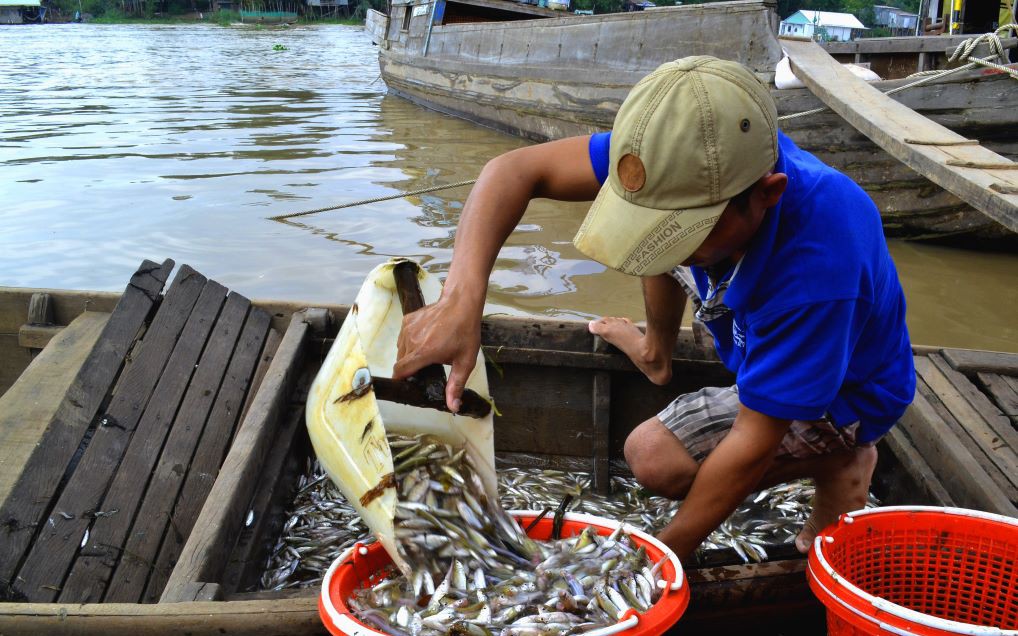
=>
[319,510,690,636]
[808,506,1018,636]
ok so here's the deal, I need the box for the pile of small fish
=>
[349,434,662,636]
[351,524,664,636]
[259,450,877,591]
[385,434,538,578]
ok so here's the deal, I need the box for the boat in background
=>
[364,0,1018,244]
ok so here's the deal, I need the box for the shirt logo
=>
[732,320,746,349]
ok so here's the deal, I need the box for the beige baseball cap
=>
[573,56,778,276]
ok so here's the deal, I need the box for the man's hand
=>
[392,295,481,413]
[656,405,789,561]
[391,135,602,412]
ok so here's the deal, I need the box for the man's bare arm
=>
[393,136,603,411]
[656,404,790,560]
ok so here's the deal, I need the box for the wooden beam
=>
[0,312,109,506]
[18,292,57,350]
[16,324,63,350]
[218,405,307,595]
[940,348,1018,375]
[0,598,320,636]
[591,336,612,495]
[781,37,1018,233]
[160,312,311,602]
[0,259,173,592]
[977,372,1018,426]
[883,427,956,507]
[822,35,1017,55]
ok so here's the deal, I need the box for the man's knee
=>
[624,418,698,500]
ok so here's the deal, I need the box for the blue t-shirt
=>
[588,131,915,443]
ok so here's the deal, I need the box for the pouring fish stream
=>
[347,433,663,636]
[261,446,878,592]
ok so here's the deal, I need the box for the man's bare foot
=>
[795,445,878,553]
[589,317,672,385]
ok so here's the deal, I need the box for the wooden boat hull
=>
[373,1,1018,243]
[2,282,1015,634]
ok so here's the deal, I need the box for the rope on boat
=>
[269,179,478,221]
[274,26,1017,220]
[779,24,1018,123]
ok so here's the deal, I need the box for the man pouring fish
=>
[393,56,916,561]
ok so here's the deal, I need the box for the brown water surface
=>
[1,25,1015,352]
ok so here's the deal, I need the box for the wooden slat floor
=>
[897,349,1018,517]
[0,261,278,604]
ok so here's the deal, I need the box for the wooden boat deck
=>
[0,261,280,605]
[0,261,1016,634]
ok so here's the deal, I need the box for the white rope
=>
[779,25,1017,123]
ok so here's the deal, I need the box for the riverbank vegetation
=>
[45,0,913,27]
[46,0,382,23]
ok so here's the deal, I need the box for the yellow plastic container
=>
[304,258,497,577]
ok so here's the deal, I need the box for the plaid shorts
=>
[658,385,863,462]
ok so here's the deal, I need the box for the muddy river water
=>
[2,24,1015,351]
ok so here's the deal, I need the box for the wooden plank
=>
[977,372,1018,426]
[590,334,612,494]
[219,405,307,595]
[491,364,594,457]
[485,346,639,373]
[160,312,310,602]
[58,280,227,604]
[897,384,1016,515]
[169,582,223,602]
[0,259,173,593]
[781,37,1018,233]
[12,266,207,602]
[496,451,604,473]
[929,353,1018,445]
[26,292,54,326]
[917,355,1018,492]
[0,312,109,506]
[822,35,1017,55]
[914,377,1018,503]
[20,291,57,351]
[236,328,282,429]
[941,348,1018,375]
[17,324,63,349]
[883,427,956,507]
[0,598,320,636]
[591,371,611,494]
[142,307,271,603]
[105,292,252,603]
[481,318,717,362]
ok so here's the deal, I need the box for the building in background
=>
[778,9,868,41]
[0,0,41,23]
[873,5,919,35]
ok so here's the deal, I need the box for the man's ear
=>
[756,173,787,208]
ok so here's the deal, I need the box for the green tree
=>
[843,0,875,26]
